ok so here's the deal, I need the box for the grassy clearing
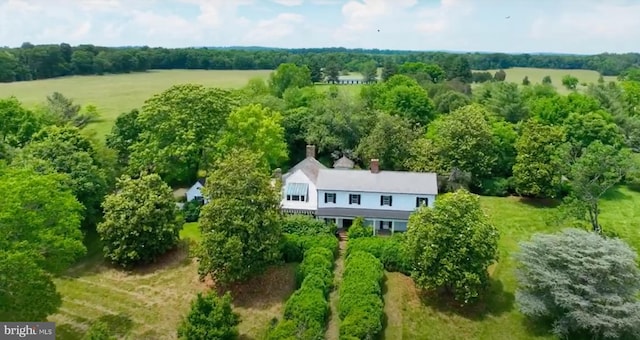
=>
[0,70,272,137]
[383,186,640,340]
[50,222,296,340]
[481,67,617,94]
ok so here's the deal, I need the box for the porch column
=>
[372,219,377,236]
[391,221,395,235]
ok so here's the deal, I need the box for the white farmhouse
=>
[279,145,438,235]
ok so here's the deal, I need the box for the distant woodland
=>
[1,42,640,83]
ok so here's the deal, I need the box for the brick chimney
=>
[306,145,316,159]
[370,159,380,173]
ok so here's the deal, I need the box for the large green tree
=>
[564,110,623,155]
[177,292,240,340]
[406,189,499,304]
[356,113,419,171]
[422,104,496,179]
[512,121,569,198]
[217,104,288,169]
[198,148,282,284]
[18,125,108,227]
[97,174,182,267]
[128,84,238,184]
[0,96,45,148]
[268,63,312,98]
[516,228,640,339]
[564,142,631,233]
[0,166,85,321]
[46,92,98,128]
[106,109,141,168]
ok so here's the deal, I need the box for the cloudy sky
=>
[1,0,639,54]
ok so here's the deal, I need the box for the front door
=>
[343,219,353,229]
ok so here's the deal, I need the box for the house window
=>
[292,195,300,201]
[349,194,361,205]
[416,197,429,207]
[301,195,306,202]
[286,195,291,200]
[324,193,336,203]
[380,195,393,206]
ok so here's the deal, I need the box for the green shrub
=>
[338,251,384,339]
[281,234,339,262]
[479,177,512,197]
[347,234,411,274]
[266,319,297,340]
[83,321,116,340]
[347,216,371,239]
[282,215,336,236]
[283,286,328,328]
[340,308,383,339]
[182,200,202,222]
[297,254,333,292]
[177,291,240,340]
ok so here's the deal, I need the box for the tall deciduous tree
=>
[406,189,499,304]
[198,148,282,284]
[18,125,108,227]
[512,121,569,198]
[516,228,640,339]
[361,60,378,83]
[128,84,238,184]
[564,142,631,233]
[0,96,45,148]
[381,59,397,82]
[98,174,182,267]
[106,109,141,168]
[0,166,85,321]
[268,63,312,98]
[216,104,288,169]
[424,104,496,179]
[356,113,419,171]
[564,110,623,155]
[177,292,240,340]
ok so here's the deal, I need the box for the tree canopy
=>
[516,228,640,339]
[0,166,85,321]
[177,292,240,340]
[128,84,238,184]
[98,174,182,267]
[198,148,282,285]
[406,189,499,304]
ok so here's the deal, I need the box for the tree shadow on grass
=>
[516,196,561,209]
[215,263,298,309]
[419,278,515,321]
[128,240,194,276]
[56,324,84,340]
[601,185,632,201]
[522,316,553,338]
[96,313,135,337]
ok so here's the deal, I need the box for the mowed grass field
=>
[482,67,617,94]
[0,70,272,137]
[50,223,297,340]
[383,185,640,340]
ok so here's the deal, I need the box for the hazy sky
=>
[1,0,639,54]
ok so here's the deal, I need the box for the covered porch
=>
[317,208,410,235]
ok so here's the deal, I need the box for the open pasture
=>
[0,70,272,137]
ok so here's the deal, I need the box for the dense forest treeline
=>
[1,42,640,83]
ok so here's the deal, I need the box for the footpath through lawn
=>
[325,239,347,340]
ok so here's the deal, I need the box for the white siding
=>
[317,190,436,211]
[186,182,204,202]
[281,169,318,211]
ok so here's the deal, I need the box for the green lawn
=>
[50,222,296,339]
[383,186,640,340]
[0,69,272,137]
[480,67,617,94]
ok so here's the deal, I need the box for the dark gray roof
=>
[282,157,327,183]
[317,207,412,220]
[316,169,438,195]
[197,177,206,186]
[333,156,355,169]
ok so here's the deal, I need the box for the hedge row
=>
[281,233,339,263]
[338,251,385,339]
[346,233,411,274]
[268,247,335,340]
[282,215,337,236]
